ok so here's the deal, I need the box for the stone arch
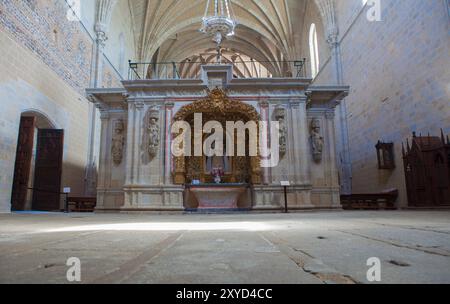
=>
[21,109,57,129]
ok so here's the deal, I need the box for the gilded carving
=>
[174,156,186,184]
[174,88,260,122]
[173,88,262,185]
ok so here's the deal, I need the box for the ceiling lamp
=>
[200,0,237,63]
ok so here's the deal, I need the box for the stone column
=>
[123,101,144,207]
[84,28,107,196]
[124,102,133,187]
[290,95,311,186]
[85,95,100,196]
[258,100,271,185]
[325,109,341,207]
[164,102,175,185]
[151,105,164,186]
[133,101,145,186]
[95,104,110,210]
[85,0,117,196]
[91,27,107,88]
[315,0,352,194]
[325,110,339,187]
[327,32,352,195]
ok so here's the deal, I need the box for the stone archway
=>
[172,88,262,185]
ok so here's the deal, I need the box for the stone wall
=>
[313,0,450,206]
[0,0,93,95]
[0,0,135,212]
[0,28,89,212]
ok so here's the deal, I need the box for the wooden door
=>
[11,117,36,211]
[32,129,64,211]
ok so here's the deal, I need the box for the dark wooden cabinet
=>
[403,132,450,207]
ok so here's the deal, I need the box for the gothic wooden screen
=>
[32,129,64,211]
[11,117,36,211]
[403,133,450,207]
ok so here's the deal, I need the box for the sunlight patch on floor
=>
[43,221,274,232]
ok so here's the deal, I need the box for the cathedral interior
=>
[0,0,449,285]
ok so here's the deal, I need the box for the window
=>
[309,23,320,78]
[118,33,126,77]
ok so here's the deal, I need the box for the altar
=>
[187,184,248,210]
[86,64,349,212]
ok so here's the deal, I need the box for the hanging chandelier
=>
[200,0,237,47]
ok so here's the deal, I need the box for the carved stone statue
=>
[147,110,160,159]
[111,120,125,166]
[274,108,287,157]
[310,119,324,162]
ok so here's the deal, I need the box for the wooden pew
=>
[340,189,398,210]
[67,197,97,212]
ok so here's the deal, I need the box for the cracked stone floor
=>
[0,210,449,284]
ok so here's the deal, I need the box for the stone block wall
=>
[0,0,134,212]
[0,28,89,212]
[314,0,450,206]
[0,0,94,94]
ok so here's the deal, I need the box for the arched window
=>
[309,23,320,78]
[118,33,126,77]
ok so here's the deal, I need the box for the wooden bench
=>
[340,190,398,210]
[67,197,97,212]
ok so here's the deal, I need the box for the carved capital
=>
[165,102,175,109]
[122,93,130,101]
[95,32,108,49]
[326,31,339,49]
[258,99,270,109]
[87,94,97,104]
[325,109,336,120]
[95,102,110,119]
[134,102,145,111]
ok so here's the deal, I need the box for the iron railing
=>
[128,59,307,80]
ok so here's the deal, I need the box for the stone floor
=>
[0,210,449,284]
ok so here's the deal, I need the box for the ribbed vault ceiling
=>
[127,0,313,63]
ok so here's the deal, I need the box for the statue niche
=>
[310,118,324,163]
[173,88,261,185]
[147,109,160,160]
[111,119,125,166]
[273,107,287,157]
